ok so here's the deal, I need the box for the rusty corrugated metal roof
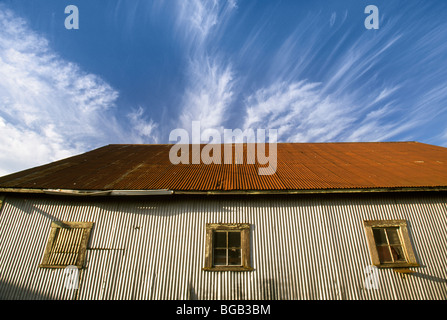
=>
[1,142,447,192]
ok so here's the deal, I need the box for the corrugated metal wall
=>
[0,193,446,300]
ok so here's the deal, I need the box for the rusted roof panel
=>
[1,142,447,191]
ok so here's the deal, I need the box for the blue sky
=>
[1,0,447,176]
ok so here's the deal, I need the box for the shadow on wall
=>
[412,272,447,284]
[9,191,446,221]
[0,279,54,300]
[405,220,423,267]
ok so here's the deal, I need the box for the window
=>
[203,223,253,271]
[39,221,94,269]
[363,220,418,268]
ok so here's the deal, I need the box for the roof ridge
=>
[104,141,420,147]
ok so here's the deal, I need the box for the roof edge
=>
[0,188,173,196]
[1,186,447,197]
[176,186,447,195]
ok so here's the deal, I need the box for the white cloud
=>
[330,12,336,27]
[0,7,158,176]
[241,78,415,144]
[175,0,236,48]
[174,0,237,134]
[370,86,400,106]
[177,0,218,41]
[235,10,439,145]
[127,106,159,143]
[171,3,447,148]
[0,116,74,177]
[243,81,356,142]
[179,57,234,133]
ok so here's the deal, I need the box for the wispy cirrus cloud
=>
[0,7,157,175]
[168,0,447,148]
[173,0,237,134]
[330,13,337,27]
[127,106,160,143]
[175,0,236,48]
[243,80,356,142]
[179,57,234,133]
[237,3,447,146]
[237,11,403,143]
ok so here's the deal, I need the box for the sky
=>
[1,0,447,176]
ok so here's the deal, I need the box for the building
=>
[0,142,446,300]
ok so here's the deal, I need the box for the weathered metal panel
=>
[0,193,446,300]
[1,142,447,191]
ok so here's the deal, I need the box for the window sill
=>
[39,264,83,269]
[202,266,254,272]
[374,262,420,268]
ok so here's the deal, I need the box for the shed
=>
[0,142,446,300]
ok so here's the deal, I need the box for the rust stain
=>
[1,142,447,191]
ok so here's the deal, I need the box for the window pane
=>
[390,245,406,262]
[386,228,401,245]
[373,228,388,245]
[214,232,227,248]
[214,249,227,265]
[228,232,241,248]
[376,245,392,263]
[228,249,241,265]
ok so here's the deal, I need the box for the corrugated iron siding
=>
[0,193,446,300]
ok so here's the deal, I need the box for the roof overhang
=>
[0,188,173,196]
[176,186,447,195]
[1,186,447,197]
